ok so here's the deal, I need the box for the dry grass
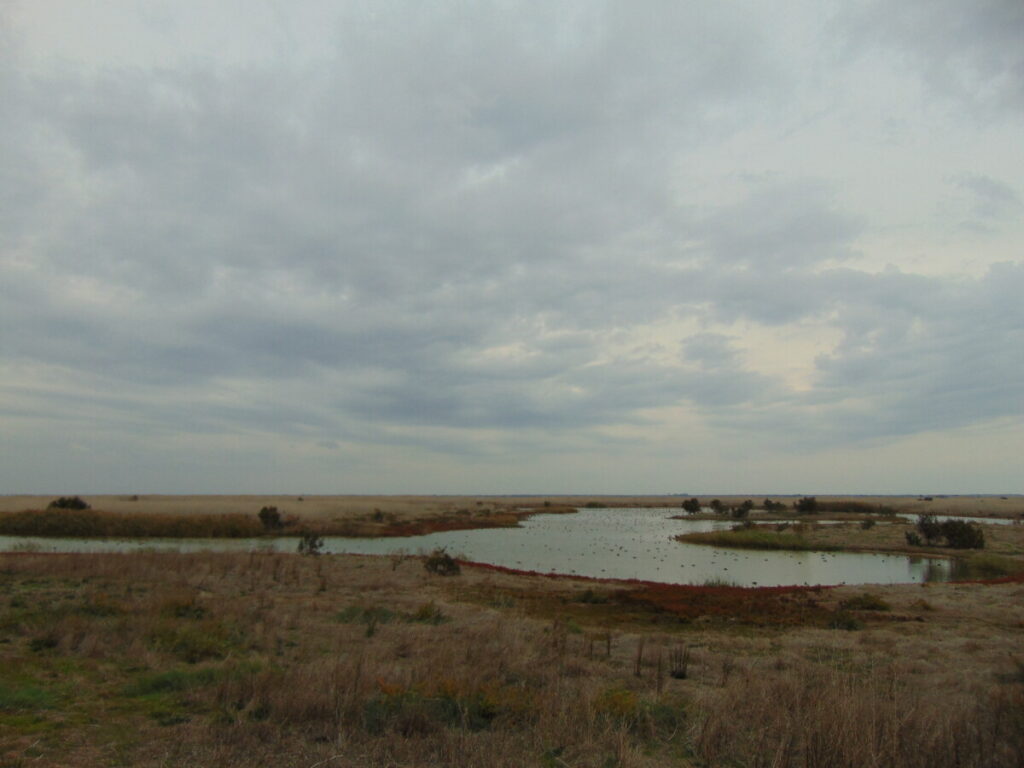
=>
[2,549,1023,767]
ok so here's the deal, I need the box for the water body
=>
[1,508,960,587]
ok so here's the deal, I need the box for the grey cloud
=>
[843,0,1024,113]
[954,174,1021,223]
[2,2,1022,492]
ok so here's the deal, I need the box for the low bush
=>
[424,548,460,576]
[297,533,324,555]
[795,496,818,514]
[839,593,890,611]
[48,496,90,510]
[258,506,283,530]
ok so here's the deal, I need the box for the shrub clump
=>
[912,515,985,549]
[795,496,818,514]
[48,496,90,510]
[258,506,283,530]
[940,519,985,549]
[839,593,891,611]
[424,548,460,576]
[297,532,324,555]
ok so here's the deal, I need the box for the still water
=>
[0,507,960,587]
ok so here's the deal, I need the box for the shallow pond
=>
[0,507,961,587]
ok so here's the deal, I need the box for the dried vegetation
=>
[1,549,1023,767]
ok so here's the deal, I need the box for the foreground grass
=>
[1,551,1023,767]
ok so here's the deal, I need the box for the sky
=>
[1,1,1022,495]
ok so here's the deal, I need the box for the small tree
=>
[681,498,702,514]
[258,506,283,530]
[298,532,324,555]
[709,499,723,513]
[916,514,942,545]
[940,520,984,549]
[795,496,818,515]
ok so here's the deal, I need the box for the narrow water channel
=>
[0,507,961,587]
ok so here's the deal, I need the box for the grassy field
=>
[2,547,1023,766]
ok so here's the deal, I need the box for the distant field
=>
[2,493,1021,519]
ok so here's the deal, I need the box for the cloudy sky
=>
[1,1,1022,495]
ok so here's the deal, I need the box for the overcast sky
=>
[1,1,1022,495]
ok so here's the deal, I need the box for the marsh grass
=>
[678,528,841,551]
[0,508,265,538]
[0,550,1022,767]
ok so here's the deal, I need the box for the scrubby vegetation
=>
[0,550,1021,767]
[0,508,264,538]
[47,496,90,510]
[677,528,841,551]
[423,548,461,576]
[912,515,986,549]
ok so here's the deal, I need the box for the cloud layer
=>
[2,1,1022,493]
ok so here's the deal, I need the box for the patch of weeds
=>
[574,588,610,604]
[363,689,497,735]
[124,666,220,697]
[860,518,876,530]
[636,699,687,741]
[828,611,864,631]
[410,601,448,625]
[839,593,891,611]
[563,618,584,634]
[28,630,60,653]
[594,687,639,721]
[669,645,691,680]
[336,602,449,627]
[149,621,234,663]
[0,683,58,711]
[336,605,397,625]
[160,592,206,620]
[79,593,124,617]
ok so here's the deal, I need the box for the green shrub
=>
[905,531,923,546]
[940,520,985,549]
[860,518,876,530]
